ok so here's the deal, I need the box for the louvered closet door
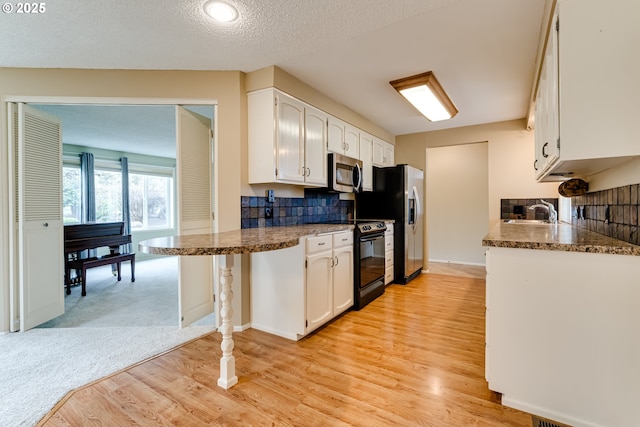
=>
[13,103,64,331]
[176,106,214,327]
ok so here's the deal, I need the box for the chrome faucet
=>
[528,199,558,223]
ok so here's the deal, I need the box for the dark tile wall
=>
[569,184,639,245]
[240,190,354,229]
[500,198,559,220]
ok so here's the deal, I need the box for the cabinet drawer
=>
[306,235,333,253]
[385,266,394,285]
[385,236,393,252]
[333,231,353,248]
[385,250,394,266]
[385,223,393,235]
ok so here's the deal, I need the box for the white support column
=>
[217,254,238,389]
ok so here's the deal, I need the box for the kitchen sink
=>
[502,219,552,224]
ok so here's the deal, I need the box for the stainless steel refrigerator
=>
[356,164,424,284]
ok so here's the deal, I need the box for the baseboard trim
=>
[428,259,486,267]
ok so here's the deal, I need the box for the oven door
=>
[358,233,385,288]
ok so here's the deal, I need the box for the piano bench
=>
[66,253,136,296]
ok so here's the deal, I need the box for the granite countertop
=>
[139,224,354,256]
[482,221,640,256]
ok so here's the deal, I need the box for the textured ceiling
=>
[3,0,548,155]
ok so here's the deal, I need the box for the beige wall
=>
[0,68,248,330]
[396,119,558,267]
[427,143,488,265]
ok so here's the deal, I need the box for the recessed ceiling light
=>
[204,1,239,23]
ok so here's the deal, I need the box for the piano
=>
[64,222,135,296]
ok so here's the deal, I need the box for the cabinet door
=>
[327,116,345,154]
[359,132,373,191]
[276,93,305,183]
[534,11,559,178]
[304,106,328,186]
[372,138,385,166]
[306,250,333,332]
[344,123,360,159]
[332,245,354,316]
[383,142,395,166]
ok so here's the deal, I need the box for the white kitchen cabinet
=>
[373,138,394,167]
[250,229,354,340]
[305,239,333,332]
[384,224,394,285]
[535,0,640,181]
[327,116,359,159]
[533,8,559,179]
[359,132,373,191]
[304,105,329,186]
[332,231,354,316]
[485,246,640,427]
[248,88,327,186]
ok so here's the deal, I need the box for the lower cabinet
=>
[251,230,353,340]
[486,246,640,427]
[384,223,394,284]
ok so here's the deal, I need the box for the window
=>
[63,166,81,224]
[62,157,174,231]
[129,173,173,229]
[94,168,122,223]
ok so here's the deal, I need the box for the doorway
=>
[6,98,218,332]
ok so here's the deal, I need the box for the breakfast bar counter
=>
[138,223,353,389]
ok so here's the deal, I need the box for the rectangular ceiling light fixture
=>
[390,71,458,122]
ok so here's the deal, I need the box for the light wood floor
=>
[39,272,530,427]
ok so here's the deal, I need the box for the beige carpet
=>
[1,257,217,427]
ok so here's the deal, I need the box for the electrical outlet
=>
[265,207,273,218]
[267,189,275,203]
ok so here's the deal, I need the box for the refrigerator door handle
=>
[411,186,420,232]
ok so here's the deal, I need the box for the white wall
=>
[427,143,488,265]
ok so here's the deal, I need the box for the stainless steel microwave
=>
[328,153,363,193]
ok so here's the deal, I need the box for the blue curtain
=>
[121,157,132,253]
[80,152,95,223]
[80,152,96,257]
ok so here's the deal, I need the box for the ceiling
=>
[4,0,548,157]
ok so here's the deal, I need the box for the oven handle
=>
[359,234,384,242]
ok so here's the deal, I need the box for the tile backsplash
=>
[240,190,353,229]
[500,198,559,220]
[568,184,639,245]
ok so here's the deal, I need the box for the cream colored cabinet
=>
[535,0,640,181]
[384,224,394,284]
[305,235,334,332]
[373,138,394,167]
[304,105,329,186]
[250,229,354,341]
[332,231,354,316]
[328,116,360,159]
[359,132,373,191]
[534,8,559,179]
[248,88,327,186]
[485,246,640,426]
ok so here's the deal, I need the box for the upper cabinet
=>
[248,88,327,186]
[535,0,640,181]
[328,116,360,159]
[359,132,374,192]
[248,87,392,190]
[373,137,394,167]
